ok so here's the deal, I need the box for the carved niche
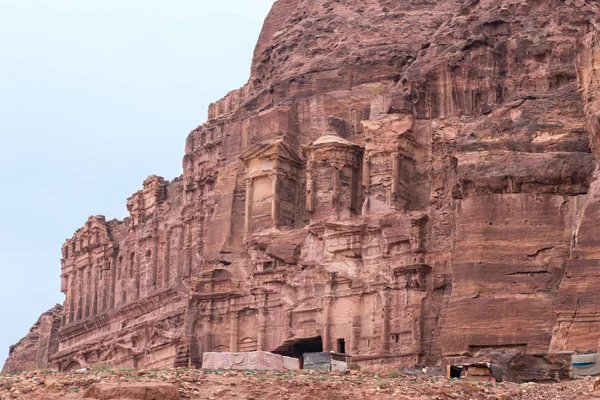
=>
[240,138,305,233]
[361,113,417,214]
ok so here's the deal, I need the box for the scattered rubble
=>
[0,368,597,400]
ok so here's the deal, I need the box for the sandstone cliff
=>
[5,0,600,379]
[2,305,62,374]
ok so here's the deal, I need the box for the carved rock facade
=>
[6,0,600,375]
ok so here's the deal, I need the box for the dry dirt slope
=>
[1,368,599,400]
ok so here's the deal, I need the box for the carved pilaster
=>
[110,254,117,310]
[66,273,75,323]
[351,295,362,354]
[75,269,82,321]
[271,172,280,228]
[91,264,98,316]
[245,178,253,233]
[322,297,332,351]
[306,165,315,212]
[164,228,172,285]
[362,155,371,195]
[152,228,159,287]
[183,220,192,278]
[134,246,140,301]
[332,166,341,221]
[391,151,400,196]
[252,289,269,351]
[379,290,392,355]
[229,299,239,352]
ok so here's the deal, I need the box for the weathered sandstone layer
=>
[2,305,62,374]
[5,0,600,378]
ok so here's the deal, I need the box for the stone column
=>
[99,263,106,312]
[184,221,192,278]
[271,173,280,229]
[151,230,159,287]
[85,265,92,318]
[76,268,83,321]
[391,151,400,195]
[245,178,253,233]
[322,297,332,352]
[257,308,267,351]
[66,273,74,323]
[79,266,85,319]
[332,167,341,220]
[134,247,140,301]
[164,229,171,286]
[380,291,391,356]
[120,255,128,305]
[190,218,200,277]
[205,300,214,352]
[91,264,98,316]
[362,155,371,192]
[362,155,371,215]
[177,225,185,279]
[351,295,361,354]
[253,290,268,351]
[229,303,239,352]
[306,166,315,213]
[110,255,117,309]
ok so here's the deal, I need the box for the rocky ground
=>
[1,367,599,400]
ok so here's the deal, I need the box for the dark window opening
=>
[392,334,400,343]
[449,365,463,379]
[337,338,346,354]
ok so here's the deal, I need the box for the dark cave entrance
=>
[273,336,323,367]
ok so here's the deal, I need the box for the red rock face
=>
[2,305,62,374]
[5,0,600,377]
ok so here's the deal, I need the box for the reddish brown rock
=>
[550,16,600,353]
[83,383,180,400]
[2,305,62,373]
[5,0,600,379]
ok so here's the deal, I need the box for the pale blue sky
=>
[0,0,275,365]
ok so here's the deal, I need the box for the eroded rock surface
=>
[83,383,180,400]
[2,305,62,374]
[5,0,600,377]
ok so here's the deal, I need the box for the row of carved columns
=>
[63,216,204,326]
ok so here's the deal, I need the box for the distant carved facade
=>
[7,0,600,380]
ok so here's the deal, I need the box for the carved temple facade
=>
[12,0,599,379]
[52,110,434,371]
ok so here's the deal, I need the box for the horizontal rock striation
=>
[5,0,600,377]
